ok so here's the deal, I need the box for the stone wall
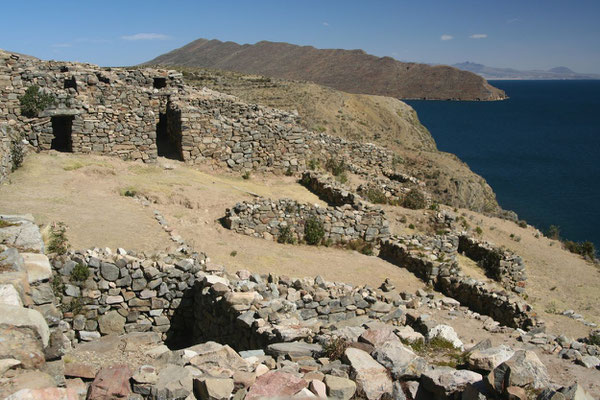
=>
[223,198,390,245]
[458,235,527,293]
[0,123,13,183]
[50,248,208,346]
[379,236,537,330]
[300,171,358,206]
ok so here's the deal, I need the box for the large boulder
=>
[154,364,193,399]
[194,378,235,400]
[0,284,23,306]
[559,383,596,400]
[0,304,49,347]
[0,215,44,253]
[98,310,126,335]
[468,345,515,371]
[324,375,356,400]
[246,371,307,400]
[372,340,427,380]
[87,364,133,399]
[421,367,483,399]
[188,342,249,372]
[344,347,393,400]
[489,350,550,392]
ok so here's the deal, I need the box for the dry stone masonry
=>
[223,198,390,245]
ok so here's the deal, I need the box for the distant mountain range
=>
[453,62,600,80]
[145,38,506,101]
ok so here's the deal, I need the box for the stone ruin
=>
[0,49,406,184]
[2,215,599,399]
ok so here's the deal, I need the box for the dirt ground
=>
[1,152,598,342]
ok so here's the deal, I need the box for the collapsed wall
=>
[458,235,527,293]
[379,236,537,330]
[223,198,390,245]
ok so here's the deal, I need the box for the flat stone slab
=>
[21,253,52,284]
[266,341,323,358]
[0,215,44,253]
[344,347,392,400]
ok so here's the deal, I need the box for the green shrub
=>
[277,225,296,244]
[230,250,238,257]
[325,158,346,177]
[70,263,89,282]
[10,132,25,172]
[364,188,387,204]
[19,85,55,117]
[408,223,415,229]
[335,172,348,184]
[242,171,251,180]
[47,222,69,255]
[429,203,439,211]
[304,217,324,245]
[518,220,528,228]
[545,225,560,240]
[403,190,426,210]
[475,226,483,235]
[564,240,596,260]
[51,275,64,299]
[308,158,320,170]
[284,166,294,176]
[345,239,374,256]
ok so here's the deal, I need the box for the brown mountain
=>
[145,39,506,101]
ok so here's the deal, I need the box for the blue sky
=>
[1,0,599,73]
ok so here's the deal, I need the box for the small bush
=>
[408,223,415,229]
[323,337,349,360]
[403,190,426,210]
[10,133,25,172]
[230,250,238,257]
[277,225,296,244]
[429,203,439,211]
[564,240,596,260]
[364,188,387,204]
[70,263,89,282]
[308,158,320,170]
[242,171,251,180]
[518,220,528,229]
[304,217,324,246]
[345,239,374,256]
[51,275,64,299]
[335,172,348,184]
[325,158,346,177]
[119,186,138,197]
[475,226,483,235]
[63,296,83,315]
[19,85,55,117]
[284,167,294,177]
[545,225,560,240]
[47,222,69,255]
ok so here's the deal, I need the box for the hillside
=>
[145,38,507,101]
[174,66,501,214]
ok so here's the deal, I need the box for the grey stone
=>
[100,262,120,281]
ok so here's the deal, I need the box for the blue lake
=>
[406,80,600,251]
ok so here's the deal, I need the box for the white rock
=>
[0,284,23,306]
[21,253,52,283]
[427,324,464,350]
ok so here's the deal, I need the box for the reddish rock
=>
[87,364,132,399]
[246,371,307,400]
[359,327,400,347]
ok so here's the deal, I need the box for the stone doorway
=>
[50,116,74,152]
[156,104,183,161]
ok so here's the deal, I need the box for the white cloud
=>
[507,18,519,24]
[441,34,454,41]
[51,43,72,48]
[469,33,488,39]
[322,22,329,26]
[121,33,170,41]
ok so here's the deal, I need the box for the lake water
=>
[406,80,600,251]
